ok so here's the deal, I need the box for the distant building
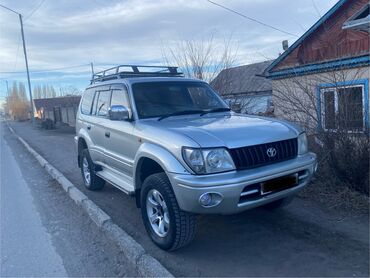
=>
[266,0,369,133]
[34,96,81,127]
[211,60,273,114]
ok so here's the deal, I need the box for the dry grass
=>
[299,177,369,217]
[300,134,370,217]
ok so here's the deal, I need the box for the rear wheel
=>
[141,172,196,251]
[80,149,105,191]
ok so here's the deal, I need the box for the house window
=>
[321,85,365,132]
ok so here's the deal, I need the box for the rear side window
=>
[81,89,95,115]
[96,90,111,117]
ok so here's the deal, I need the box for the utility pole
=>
[0,4,35,124]
[19,14,34,124]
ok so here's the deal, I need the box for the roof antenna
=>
[90,62,95,79]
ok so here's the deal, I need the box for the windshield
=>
[132,81,228,119]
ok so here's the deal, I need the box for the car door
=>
[102,84,137,177]
[89,86,112,165]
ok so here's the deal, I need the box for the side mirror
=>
[108,105,129,121]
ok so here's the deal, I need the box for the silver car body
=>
[75,77,317,214]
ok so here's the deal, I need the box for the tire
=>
[141,172,197,251]
[80,149,105,191]
[263,196,293,210]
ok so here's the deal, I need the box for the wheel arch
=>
[77,137,88,167]
[133,143,189,207]
[76,127,93,167]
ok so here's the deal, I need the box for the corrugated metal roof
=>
[211,60,273,96]
[34,96,81,111]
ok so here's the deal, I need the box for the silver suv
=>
[75,65,317,250]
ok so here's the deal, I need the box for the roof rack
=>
[91,65,184,84]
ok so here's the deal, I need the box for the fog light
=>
[199,192,223,208]
[199,193,212,206]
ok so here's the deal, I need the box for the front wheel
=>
[80,149,105,191]
[141,172,197,251]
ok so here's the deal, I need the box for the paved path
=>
[1,124,67,277]
[1,122,136,277]
[6,121,370,277]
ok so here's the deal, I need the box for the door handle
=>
[87,125,91,130]
[105,131,110,138]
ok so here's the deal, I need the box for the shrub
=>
[311,132,369,195]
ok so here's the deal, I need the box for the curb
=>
[7,123,173,278]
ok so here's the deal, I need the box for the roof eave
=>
[267,55,370,79]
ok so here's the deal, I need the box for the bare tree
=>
[162,36,273,115]
[58,85,82,97]
[5,81,30,120]
[33,84,79,98]
[161,35,238,83]
[33,84,58,99]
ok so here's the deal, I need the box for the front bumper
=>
[168,152,317,214]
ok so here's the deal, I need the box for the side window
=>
[111,88,130,108]
[81,89,95,115]
[96,90,111,117]
[91,90,98,115]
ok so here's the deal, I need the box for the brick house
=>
[266,0,369,133]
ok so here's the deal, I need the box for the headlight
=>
[298,132,308,155]
[182,147,235,174]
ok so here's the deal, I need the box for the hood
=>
[142,113,300,149]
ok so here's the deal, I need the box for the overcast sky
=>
[0,0,338,102]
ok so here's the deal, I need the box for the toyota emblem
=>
[266,147,277,158]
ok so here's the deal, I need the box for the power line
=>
[311,0,322,18]
[24,0,47,21]
[206,0,298,37]
[0,63,91,74]
[12,35,22,71]
[0,4,19,14]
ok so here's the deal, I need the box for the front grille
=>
[229,138,298,170]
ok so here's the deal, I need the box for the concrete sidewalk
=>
[1,128,67,277]
[7,120,370,277]
[1,122,137,277]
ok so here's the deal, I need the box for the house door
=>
[53,107,62,123]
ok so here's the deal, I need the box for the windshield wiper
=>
[200,107,231,116]
[158,110,205,121]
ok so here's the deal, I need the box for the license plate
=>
[261,174,298,195]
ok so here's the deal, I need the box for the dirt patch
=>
[299,178,369,218]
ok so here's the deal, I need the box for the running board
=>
[96,167,135,195]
